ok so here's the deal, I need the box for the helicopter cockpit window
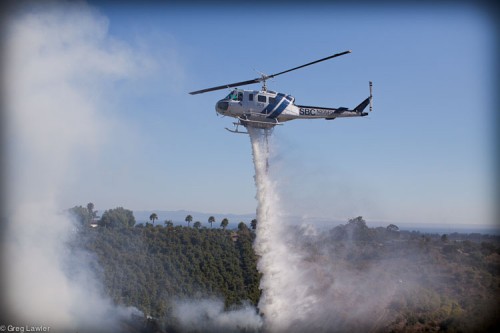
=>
[224,91,239,101]
[237,92,243,101]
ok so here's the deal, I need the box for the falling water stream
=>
[248,127,321,332]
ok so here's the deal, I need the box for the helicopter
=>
[189,50,373,134]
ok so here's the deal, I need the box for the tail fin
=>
[354,97,370,113]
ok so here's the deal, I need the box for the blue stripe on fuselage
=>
[268,98,290,118]
[261,93,285,115]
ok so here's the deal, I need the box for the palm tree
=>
[87,202,96,224]
[149,213,158,226]
[87,202,95,215]
[185,214,193,227]
[250,219,257,230]
[220,218,229,230]
[193,221,201,229]
[208,216,215,228]
[164,220,173,228]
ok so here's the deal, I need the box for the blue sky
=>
[6,1,496,227]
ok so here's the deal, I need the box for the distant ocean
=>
[397,224,500,235]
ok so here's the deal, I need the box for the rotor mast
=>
[261,74,267,92]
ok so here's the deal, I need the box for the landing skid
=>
[225,126,248,134]
[225,117,283,134]
[225,121,249,134]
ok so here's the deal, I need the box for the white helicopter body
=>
[190,50,373,133]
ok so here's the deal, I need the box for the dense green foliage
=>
[78,224,260,318]
[69,207,499,332]
[68,203,97,225]
[100,207,136,228]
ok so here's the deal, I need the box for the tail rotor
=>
[369,81,373,112]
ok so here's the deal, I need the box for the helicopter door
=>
[243,91,257,113]
[256,94,267,113]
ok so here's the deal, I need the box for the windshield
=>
[223,90,239,101]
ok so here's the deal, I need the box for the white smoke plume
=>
[171,298,263,333]
[249,127,415,332]
[2,2,145,331]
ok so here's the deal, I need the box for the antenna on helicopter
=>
[189,50,352,95]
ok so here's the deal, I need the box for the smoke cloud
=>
[171,299,262,333]
[2,2,146,331]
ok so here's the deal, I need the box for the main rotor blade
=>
[189,78,261,95]
[269,50,351,78]
[188,50,351,95]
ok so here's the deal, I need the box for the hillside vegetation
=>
[69,206,500,332]
[75,225,260,318]
[291,217,500,332]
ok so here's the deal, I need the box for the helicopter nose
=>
[216,100,229,114]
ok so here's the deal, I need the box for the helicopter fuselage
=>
[215,88,369,129]
[189,50,372,133]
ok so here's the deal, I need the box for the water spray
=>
[248,127,320,332]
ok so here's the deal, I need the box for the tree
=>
[68,205,91,226]
[387,224,400,232]
[185,215,193,228]
[238,222,248,231]
[164,220,173,228]
[238,222,250,237]
[250,219,257,230]
[193,221,202,229]
[87,202,96,218]
[100,207,136,228]
[220,218,229,230]
[208,216,215,228]
[150,213,158,226]
[348,216,367,228]
[347,216,371,241]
